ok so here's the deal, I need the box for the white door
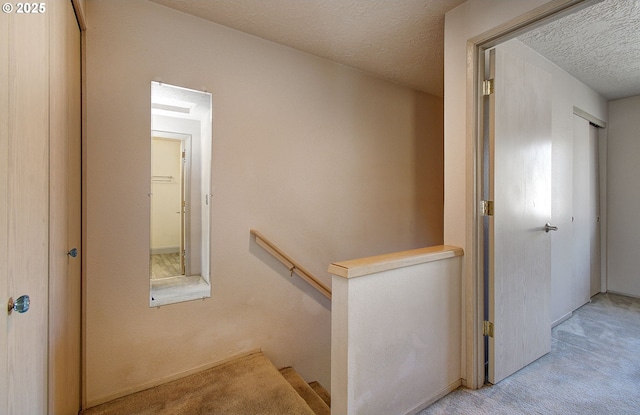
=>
[487,46,553,384]
[572,115,601,302]
[0,6,50,414]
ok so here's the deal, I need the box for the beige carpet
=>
[82,351,317,415]
[420,293,640,414]
[279,367,330,415]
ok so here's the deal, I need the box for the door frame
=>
[464,0,602,389]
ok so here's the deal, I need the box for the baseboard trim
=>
[151,246,180,255]
[552,311,573,328]
[606,290,640,300]
[405,378,463,415]
[85,349,262,409]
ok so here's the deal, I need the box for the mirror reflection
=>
[150,131,189,278]
[150,81,212,306]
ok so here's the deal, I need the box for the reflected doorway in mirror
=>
[150,81,212,306]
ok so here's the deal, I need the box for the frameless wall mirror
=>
[150,81,212,306]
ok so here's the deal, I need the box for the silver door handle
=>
[544,223,558,233]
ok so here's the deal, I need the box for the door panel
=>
[572,115,591,308]
[572,115,601,301]
[3,8,50,414]
[488,46,552,384]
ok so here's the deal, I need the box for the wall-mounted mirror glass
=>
[150,81,212,306]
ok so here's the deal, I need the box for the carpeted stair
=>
[81,351,330,415]
[279,367,330,415]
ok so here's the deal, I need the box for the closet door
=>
[0,6,50,414]
[572,114,600,306]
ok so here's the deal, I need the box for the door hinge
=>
[483,79,495,96]
[481,200,494,216]
[483,320,494,337]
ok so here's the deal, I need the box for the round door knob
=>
[7,295,30,315]
[67,248,78,258]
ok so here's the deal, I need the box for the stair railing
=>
[250,229,332,300]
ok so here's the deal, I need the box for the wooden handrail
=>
[250,229,332,300]
[328,245,464,279]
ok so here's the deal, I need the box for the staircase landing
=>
[82,351,329,415]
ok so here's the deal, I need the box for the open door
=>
[486,45,553,384]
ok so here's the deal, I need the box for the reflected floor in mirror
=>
[150,253,182,279]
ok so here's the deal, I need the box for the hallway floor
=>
[420,292,640,414]
[150,252,182,279]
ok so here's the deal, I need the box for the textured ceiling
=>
[147,0,466,97]
[148,0,639,101]
[518,0,640,101]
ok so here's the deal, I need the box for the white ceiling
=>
[148,0,639,101]
[151,81,211,121]
[518,0,640,101]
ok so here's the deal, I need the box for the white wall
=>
[85,0,444,405]
[331,253,462,415]
[607,95,640,297]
